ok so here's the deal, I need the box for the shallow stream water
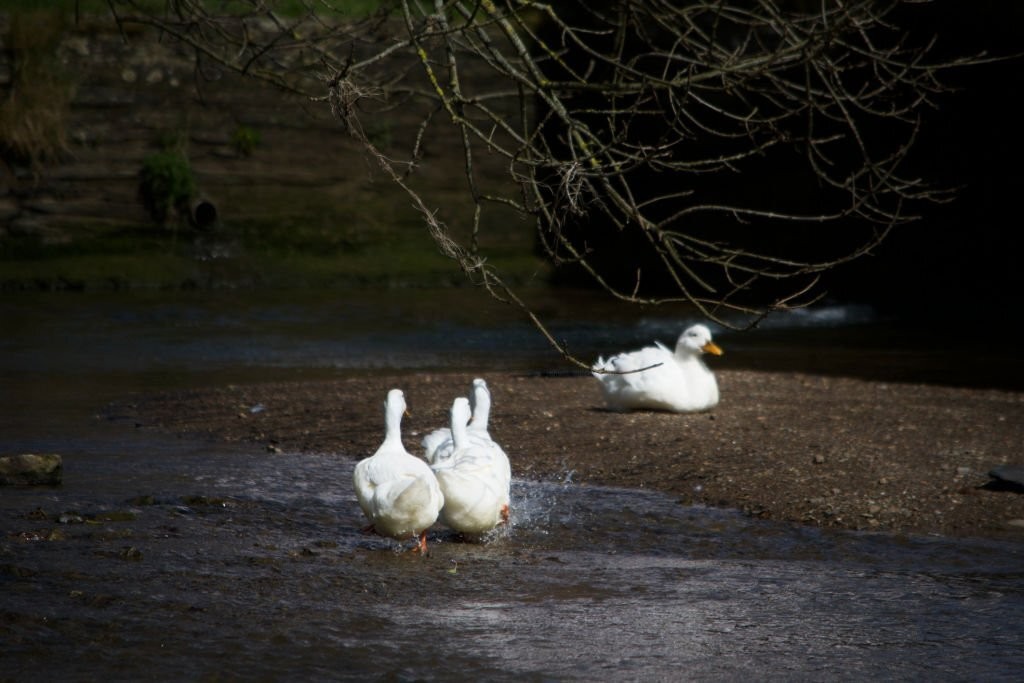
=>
[2,289,1023,681]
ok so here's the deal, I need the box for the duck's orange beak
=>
[702,341,724,356]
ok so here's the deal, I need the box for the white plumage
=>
[353,389,444,553]
[430,396,512,538]
[592,324,724,412]
[422,377,494,464]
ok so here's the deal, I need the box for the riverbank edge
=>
[121,368,1024,541]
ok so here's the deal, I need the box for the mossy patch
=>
[0,216,549,291]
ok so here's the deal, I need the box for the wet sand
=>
[123,369,1024,540]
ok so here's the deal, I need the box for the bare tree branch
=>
[106,0,992,363]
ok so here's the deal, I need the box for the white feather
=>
[592,324,723,412]
[353,389,444,549]
[430,395,512,538]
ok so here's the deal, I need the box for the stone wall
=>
[0,13,362,243]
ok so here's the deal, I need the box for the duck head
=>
[676,324,724,357]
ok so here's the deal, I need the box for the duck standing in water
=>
[353,389,444,553]
[430,397,512,539]
[592,324,724,412]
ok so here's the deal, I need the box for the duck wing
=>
[422,426,453,463]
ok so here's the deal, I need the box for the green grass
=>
[0,224,196,290]
[0,216,550,291]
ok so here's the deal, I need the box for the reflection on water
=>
[2,288,1024,679]
[3,288,1021,399]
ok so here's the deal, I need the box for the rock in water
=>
[0,454,63,486]
[986,464,1024,493]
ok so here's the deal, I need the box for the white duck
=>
[430,397,511,538]
[592,323,724,413]
[352,389,444,553]
[422,377,494,465]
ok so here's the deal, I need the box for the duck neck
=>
[675,346,710,372]
[451,411,470,449]
[382,404,405,450]
[673,343,695,361]
[470,390,490,433]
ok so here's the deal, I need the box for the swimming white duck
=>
[430,396,511,538]
[422,377,494,465]
[592,323,724,412]
[352,389,444,553]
